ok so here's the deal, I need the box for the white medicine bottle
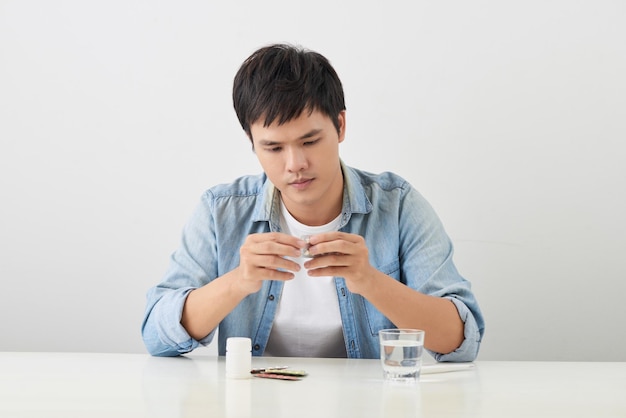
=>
[225,337,252,379]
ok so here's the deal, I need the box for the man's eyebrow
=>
[298,128,323,140]
[257,129,323,146]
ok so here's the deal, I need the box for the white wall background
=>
[1,1,624,361]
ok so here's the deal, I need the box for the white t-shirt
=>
[264,202,347,358]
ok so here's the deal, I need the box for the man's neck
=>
[280,178,344,226]
[284,202,342,226]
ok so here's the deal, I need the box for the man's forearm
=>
[358,271,465,355]
[181,269,250,341]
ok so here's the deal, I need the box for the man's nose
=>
[286,147,307,172]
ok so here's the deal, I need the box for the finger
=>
[242,241,301,260]
[250,232,306,247]
[249,233,306,256]
[240,252,300,273]
[306,265,348,277]
[308,232,363,245]
[303,253,349,270]
[240,256,299,282]
[308,240,359,258]
[257,254,301,273]
[256,268,296,281]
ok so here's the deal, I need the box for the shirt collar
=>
[252,160,373,230]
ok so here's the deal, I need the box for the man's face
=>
[250,109,346,225]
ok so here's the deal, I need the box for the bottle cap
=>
[226,337,251,352]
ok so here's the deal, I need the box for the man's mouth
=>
[289,178,313,189]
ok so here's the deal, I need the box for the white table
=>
[0,352,624,417]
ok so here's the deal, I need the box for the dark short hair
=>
[233,44,346,141]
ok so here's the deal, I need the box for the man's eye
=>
[304,139,320,146]
[268,146,282,152]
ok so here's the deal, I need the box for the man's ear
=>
[337,111,346,143]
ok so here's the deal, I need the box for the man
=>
[141,44,484,361]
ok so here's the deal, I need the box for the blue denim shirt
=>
[141,162,485,361]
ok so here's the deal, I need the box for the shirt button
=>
[268,294,275,301]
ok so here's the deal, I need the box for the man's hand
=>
[304,232,377,295]
[303,232,465,354]
[236,232,306,295]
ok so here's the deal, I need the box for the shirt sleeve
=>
[141,192,218,356]
[428,297,482,362]
[141,286,212,356]
[399,185,485,362]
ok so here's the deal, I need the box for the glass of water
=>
[379,329,425,383]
